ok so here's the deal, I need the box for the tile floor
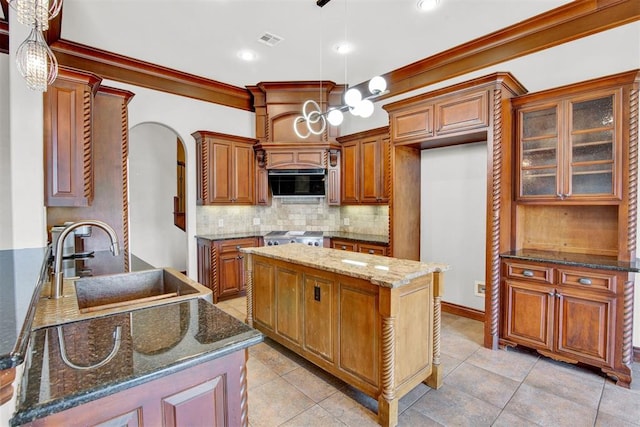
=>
[217,297,640,427]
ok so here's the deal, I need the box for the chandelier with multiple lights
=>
[293,76,388,139]
[8,0,61,91]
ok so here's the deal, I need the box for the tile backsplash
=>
[196,199,388,237]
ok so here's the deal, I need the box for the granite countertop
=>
[194,231,388,245]
[11,298,262,426]
[501,249,640,273]
[242,243,449,288]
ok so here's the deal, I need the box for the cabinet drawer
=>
[218,238,258,253]
[332,241,357,252]
[558,269,616,292]
[358,243,387,256]
[504,262,553,284]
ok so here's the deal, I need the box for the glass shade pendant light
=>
[16,26,59,91]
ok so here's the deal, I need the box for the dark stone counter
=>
[501,249,640,273]
[195,231,389,245]
[11,298,262,426]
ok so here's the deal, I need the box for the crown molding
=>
[51,39,253,111]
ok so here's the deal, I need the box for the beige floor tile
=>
[398,407,444,426]
[249,339,305,376]
[280,404,347,427]
[446,317,484,342]
[444,361,520,408]
[440,330,482,360]
[318,390,380,427]
[398,383,430,414]
[598,380,640,425]
[408,385,501,426]
[491,409,540,426]
[465,346,537,382]
[282,365,345,403]
[439,352,465,379]
[504,383,597,426]
[246,354,279,390]
[524,357,605,409]
[595,411,640,427]
[248,377,315,427]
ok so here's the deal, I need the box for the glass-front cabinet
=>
[516,90,620,202]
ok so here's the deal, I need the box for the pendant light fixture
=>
[294,0,388,139]
[9,0,61,91]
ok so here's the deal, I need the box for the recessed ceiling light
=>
[335,43,351,55]
[417,0,440,12]
[238,50,257,61]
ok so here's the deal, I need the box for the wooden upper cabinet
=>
[514,87,625,203]
[513,71,640,204]
[338,127,389,205]
[44,67,102,207]
[193,131,257,205]
[388,89,490,146]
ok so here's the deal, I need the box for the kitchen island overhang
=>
[241,243,450,427]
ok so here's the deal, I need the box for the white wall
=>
[0,54,11,248]
[421,142,487,311]
[129,123,187,271]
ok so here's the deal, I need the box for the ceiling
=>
[58,0,573,90]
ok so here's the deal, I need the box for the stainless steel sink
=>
[75,268,210,314]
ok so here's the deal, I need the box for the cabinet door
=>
[341,142,359,204]
[44,71,100,207]
[554,288,614,366]
[517,103,560,200]
[303,274,335,363]
[275,266,303,348]
[210,140,233,203]
[566,92,619,200]
[503,280,554,351]
[217,238,257,300]
[218,251,244,299]
[233,144,255,204]
[360,136,385,203]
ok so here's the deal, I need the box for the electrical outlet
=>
[218,219,224,227]
[253,218,260,225]
[474,281,486,297]
[343,217,350,226]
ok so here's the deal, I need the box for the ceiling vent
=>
[258,32,284,47]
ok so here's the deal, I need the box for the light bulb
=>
[344,88,362,107]
[327,109,344,126]
[417,0,440,12]
[368,76,387,94]
[350,101,363,117]
[358,100,374,118]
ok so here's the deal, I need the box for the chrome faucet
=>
[51,220,120,299]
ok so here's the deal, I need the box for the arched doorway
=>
[129,122,187,272]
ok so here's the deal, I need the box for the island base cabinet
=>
[246,254,443,427]
[20,350,249,427]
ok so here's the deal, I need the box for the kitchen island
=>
[241,243,449,427]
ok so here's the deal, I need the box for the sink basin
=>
[75,268,210,314]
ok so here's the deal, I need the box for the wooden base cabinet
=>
[197,237,260,303]
[501,259,631,387]
[247,254,443,427]
[20,350,249,427]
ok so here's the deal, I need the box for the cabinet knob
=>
[548,291,556,297]
[341,245,347,250]
[578,278,592,286]
[368,249,375,254]
[522,270,534,277]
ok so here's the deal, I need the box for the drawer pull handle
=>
[341,245,347,250]
[578,278,592,286]
[522,270,534,277]
[368,249,375,254]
